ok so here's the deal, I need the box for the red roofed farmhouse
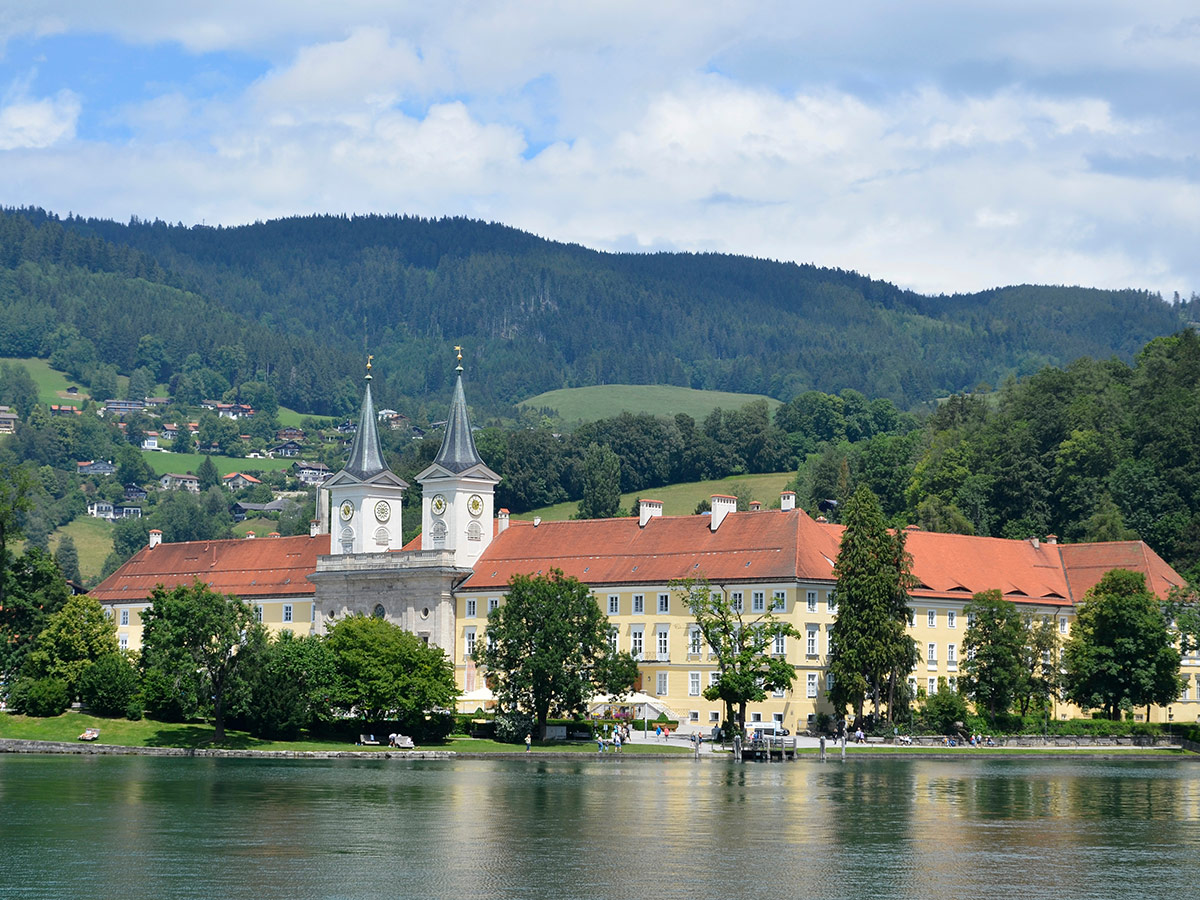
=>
[93,357,1193,729]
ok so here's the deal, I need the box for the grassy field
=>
[49,516,115,582]
[517,471,796,521]
[277,405,334,428]
[520,384,781,423]
[0,711,691,754]
[138,450,297,477]
[1,356,88,407]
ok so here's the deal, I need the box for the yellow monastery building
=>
[92,362,1197,730]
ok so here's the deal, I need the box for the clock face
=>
[431,494,447,516]
[339,501,354,521]
[374,500,391,522]
[468,494,484,517]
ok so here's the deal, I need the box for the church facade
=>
[92,360,1199,730]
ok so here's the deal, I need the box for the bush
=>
[494,711,537,744]
[9,676,71,717]
[79,654,141,718]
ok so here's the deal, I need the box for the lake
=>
[2,754,1199,899]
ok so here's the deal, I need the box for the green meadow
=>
[521,384,781,423]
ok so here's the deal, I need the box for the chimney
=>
[749,500,761,511]
[1045,534,1058,545]
[780,491,796,511]
[497,508,510,534]
[710,494,737,531]
[268,532,280,538]
[148,529,162,549]
[533,516,541,527]
[309,519,319,537]
[1031,537,1040,550]
[816,516,828,524]
[246,531,256,539]
[639,499,663,528]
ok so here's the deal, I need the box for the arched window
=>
[372,604,386,619]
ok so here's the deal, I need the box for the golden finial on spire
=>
[365,354,373,381]
[454,345,463,372]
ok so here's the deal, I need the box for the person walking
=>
[525,733,531,753]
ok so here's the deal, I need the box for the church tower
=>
[416,348,500,569]
[321,358,409,554]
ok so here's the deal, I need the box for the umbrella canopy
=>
[456,686,496,711]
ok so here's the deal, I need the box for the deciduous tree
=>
[474,569,638,737]
[961,590,1026,720]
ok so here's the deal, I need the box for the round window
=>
[421,607,430,620]
[373,604,386,619]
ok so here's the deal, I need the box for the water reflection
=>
[2,756,1199,900]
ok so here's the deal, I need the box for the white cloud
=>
[0,87,78,149]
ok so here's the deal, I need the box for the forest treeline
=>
[0,206,1192,421]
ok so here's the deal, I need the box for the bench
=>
[358,734,381,745]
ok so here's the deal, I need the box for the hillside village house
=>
[0,405,17,434]
[159,472,200,493]
[93,361,1197,729]
[223,472,262,491]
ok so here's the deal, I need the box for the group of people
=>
[598,723,633,752]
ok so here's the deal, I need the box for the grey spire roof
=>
[432,373,485,474]
[342,380,388,480]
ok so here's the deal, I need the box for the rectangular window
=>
[752,591,765,613]
[689,628,702,655]
[1059,617,1068,634]
[947,611,956,629]
[633,594,645,614]
[773,685,785,698]
[466,599,477,618]
[311,604,316,623]
[807,673,818,698]
[807,628,818,656]
[732,592,744,613]
[465,628,476,658]
[657,628,669,660]
[283,604,293,623]
[751,712,762,723]
[608,595,619,615]
[774,630,786,655]
[255,606,263,623]
[947,644,957,666]
[927,642,937,663]
[690,710,699,722]
[773,591,786,612]
[828,590,837,614]
[948,677,958,693]
[826,672,835,691]
[119,634,128,650]
[807,590,818,613]
[656,672,668,696]
[631,627,644,660]
[689,672,701,696]
[927,609,936,627]
[120,609,129,626]
[658,593,670,614]
[608,628,618,653]
[487,597,499,614]
[709,671,719,688]
[709,711,720,722]
[928,677,937,695]
[487,633,496,652]
[908,676,917,696]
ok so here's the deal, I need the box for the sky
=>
[1,1,1198,297]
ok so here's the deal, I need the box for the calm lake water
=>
[2,754,1199,900]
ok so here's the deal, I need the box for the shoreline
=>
[2,737,1193,761]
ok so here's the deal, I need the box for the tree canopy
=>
[473,569,638,736]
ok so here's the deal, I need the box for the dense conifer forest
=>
[0,207,1190,419]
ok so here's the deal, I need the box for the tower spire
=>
[341,355,387,479]
[432,346,484,473]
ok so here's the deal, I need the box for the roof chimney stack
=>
[498,508,510,534]
[148,529,162,549]
[780,491,796,511]
[639,499,663,528]
[246,531,256,539]
[710,495,737,531]
[1045,534,1058,545]
[310,519,319,537]
[749,500,761,511]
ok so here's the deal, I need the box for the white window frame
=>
[947,610,956,629]
[709,671,720,688]
[487,597,500,614]
[732,592,744,613]
[656,672,668,696]
[633,594,645,614]
[689,628,702,655]
[827,590,837,614]
[120,609,129,626]
[807,628,818,657]
[657,627,669,660]
[807,673,818,698]
[119,634,128,650]
[464,627,476,658]
[608,595,619,615]
[466,599,477,618]
[658,593,670,614]
[928,677,937,695]
[255,605,263,623]
[774,630,786,656]
[1059,616,1068,634]
[689,672,701,696]
[927,642,937,663]
[947,643,957,668]
[773,590,786,612]
[709,711,720,722]
[927,609,936,627]
[752,591,766,612]
[631,627,644,660]
[807,590,818,613]
[283,604,293,623]
[608,628,618,653]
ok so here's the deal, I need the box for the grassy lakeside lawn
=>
[0,712,691,754]
[519,471,796,521]
[521,384,781,424]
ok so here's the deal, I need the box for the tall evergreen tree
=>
[54,535,81,584]
[197,455,220,492]
[827,484,915,723]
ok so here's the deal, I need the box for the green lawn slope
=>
[521,384,781,423]
[517,471,797,521]
[1,356,88,407]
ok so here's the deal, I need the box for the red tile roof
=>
[91,533,330,604]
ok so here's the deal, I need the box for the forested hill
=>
[0,207,1190,419]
